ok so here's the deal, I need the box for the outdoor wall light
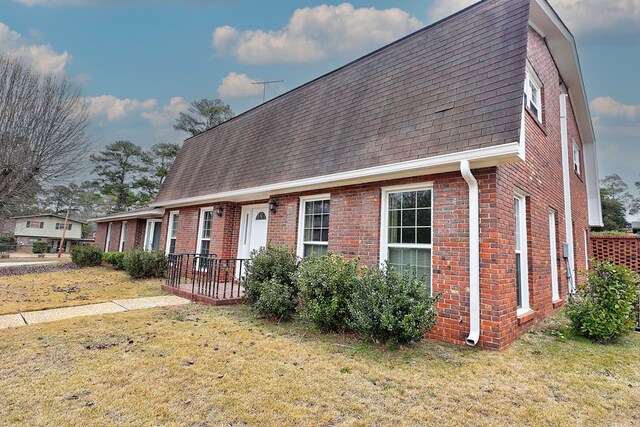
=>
[215,205,224,217]
[268,198,278,214]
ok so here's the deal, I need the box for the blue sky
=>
[1,0,639,207]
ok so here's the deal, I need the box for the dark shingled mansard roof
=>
[155,0,530,204]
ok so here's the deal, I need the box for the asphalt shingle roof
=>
[155,0,530,204]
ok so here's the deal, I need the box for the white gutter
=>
[461,160,480,346]
[153,142,521,208]
[560,94,576,296]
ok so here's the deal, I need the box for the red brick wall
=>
[591,235,640,273]
[484,27,591,348]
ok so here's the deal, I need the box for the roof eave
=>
[153,142,521,209]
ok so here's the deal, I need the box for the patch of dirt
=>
[0,263,79,277]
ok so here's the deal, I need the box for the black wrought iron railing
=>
[166,253,247,300]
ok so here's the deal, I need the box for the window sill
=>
[517,308,535,325]
[552,299,564,309]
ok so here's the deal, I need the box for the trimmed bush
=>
[71,245,104,267]
[349,264,439,345]
[32,240,47,254]
[296,253,359,332]
[103,252,126,270]
[566,262,639,343]
[123,249,167,279]
[244,245,298,319]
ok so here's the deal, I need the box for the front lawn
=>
[0,267,166,315]
[0,305,638,426]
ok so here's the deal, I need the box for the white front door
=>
[237,205,269,259]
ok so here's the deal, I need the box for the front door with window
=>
[237,205,269,259]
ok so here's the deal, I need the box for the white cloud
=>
[213,3,423,64]
[85,95,157,121]
[217,72,263,99]
[428,0,640,37]
[591,97,640,119]
[141,96,189,128]
[0,22,71,74]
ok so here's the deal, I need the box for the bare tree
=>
[0,54,90,215]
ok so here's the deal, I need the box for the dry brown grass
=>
[0,305,638,426]
[0,267,165,315]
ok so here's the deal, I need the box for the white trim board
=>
[153,142,520,209]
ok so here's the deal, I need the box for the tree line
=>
[0,53,233,224]
[598,174,640,231]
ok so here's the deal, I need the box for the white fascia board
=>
[153,142,521,209]
[90,209,165,223]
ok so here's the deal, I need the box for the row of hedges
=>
[71,245,166,279]
[244,246,439,346]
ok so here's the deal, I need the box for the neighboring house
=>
[95,0,602,349]
[12,214,88,253]
[92,207,164,253]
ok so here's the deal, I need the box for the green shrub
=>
[566,262,639,343]
[349,264,439,345]
[123,249,167,279]
[103,252,126,270]
[71,245,104,267]
[243,245,298,319]
[31,240,48,254]
[296,253,359,332]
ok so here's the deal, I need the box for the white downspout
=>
[461,160,480,346]
[560,94,576,296]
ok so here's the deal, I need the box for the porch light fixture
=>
[268,198,278,214]
[215,205,224,217]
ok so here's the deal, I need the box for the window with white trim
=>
[118,221,127,252]
[515,193,530,313]
[144,219,162,251]
[381,185,432,294]
[105,222,112,252]
[524,63,543,122]
[196,209,213,256]
[572,140,581,176]
[166,211,179,254]
[297,196,330,257]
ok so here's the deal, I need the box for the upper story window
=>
[297,195,330,258]
[55,223,72,230]
[572,140,581,176]
[26,221,44,229]
[524,63,543,122]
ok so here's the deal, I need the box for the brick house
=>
[94,0,602,349]
[93,207,164,253]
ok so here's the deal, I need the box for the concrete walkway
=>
[0,295,190,329]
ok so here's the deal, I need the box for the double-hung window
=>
[524,63,543,122]
[297,195,330,257]
[381,184,433,294]
[196,208,213,256]
[166,211,179,254]
[572,140,581,176]
[515,192,530,314]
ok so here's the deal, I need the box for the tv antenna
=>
[252,80,284,103]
